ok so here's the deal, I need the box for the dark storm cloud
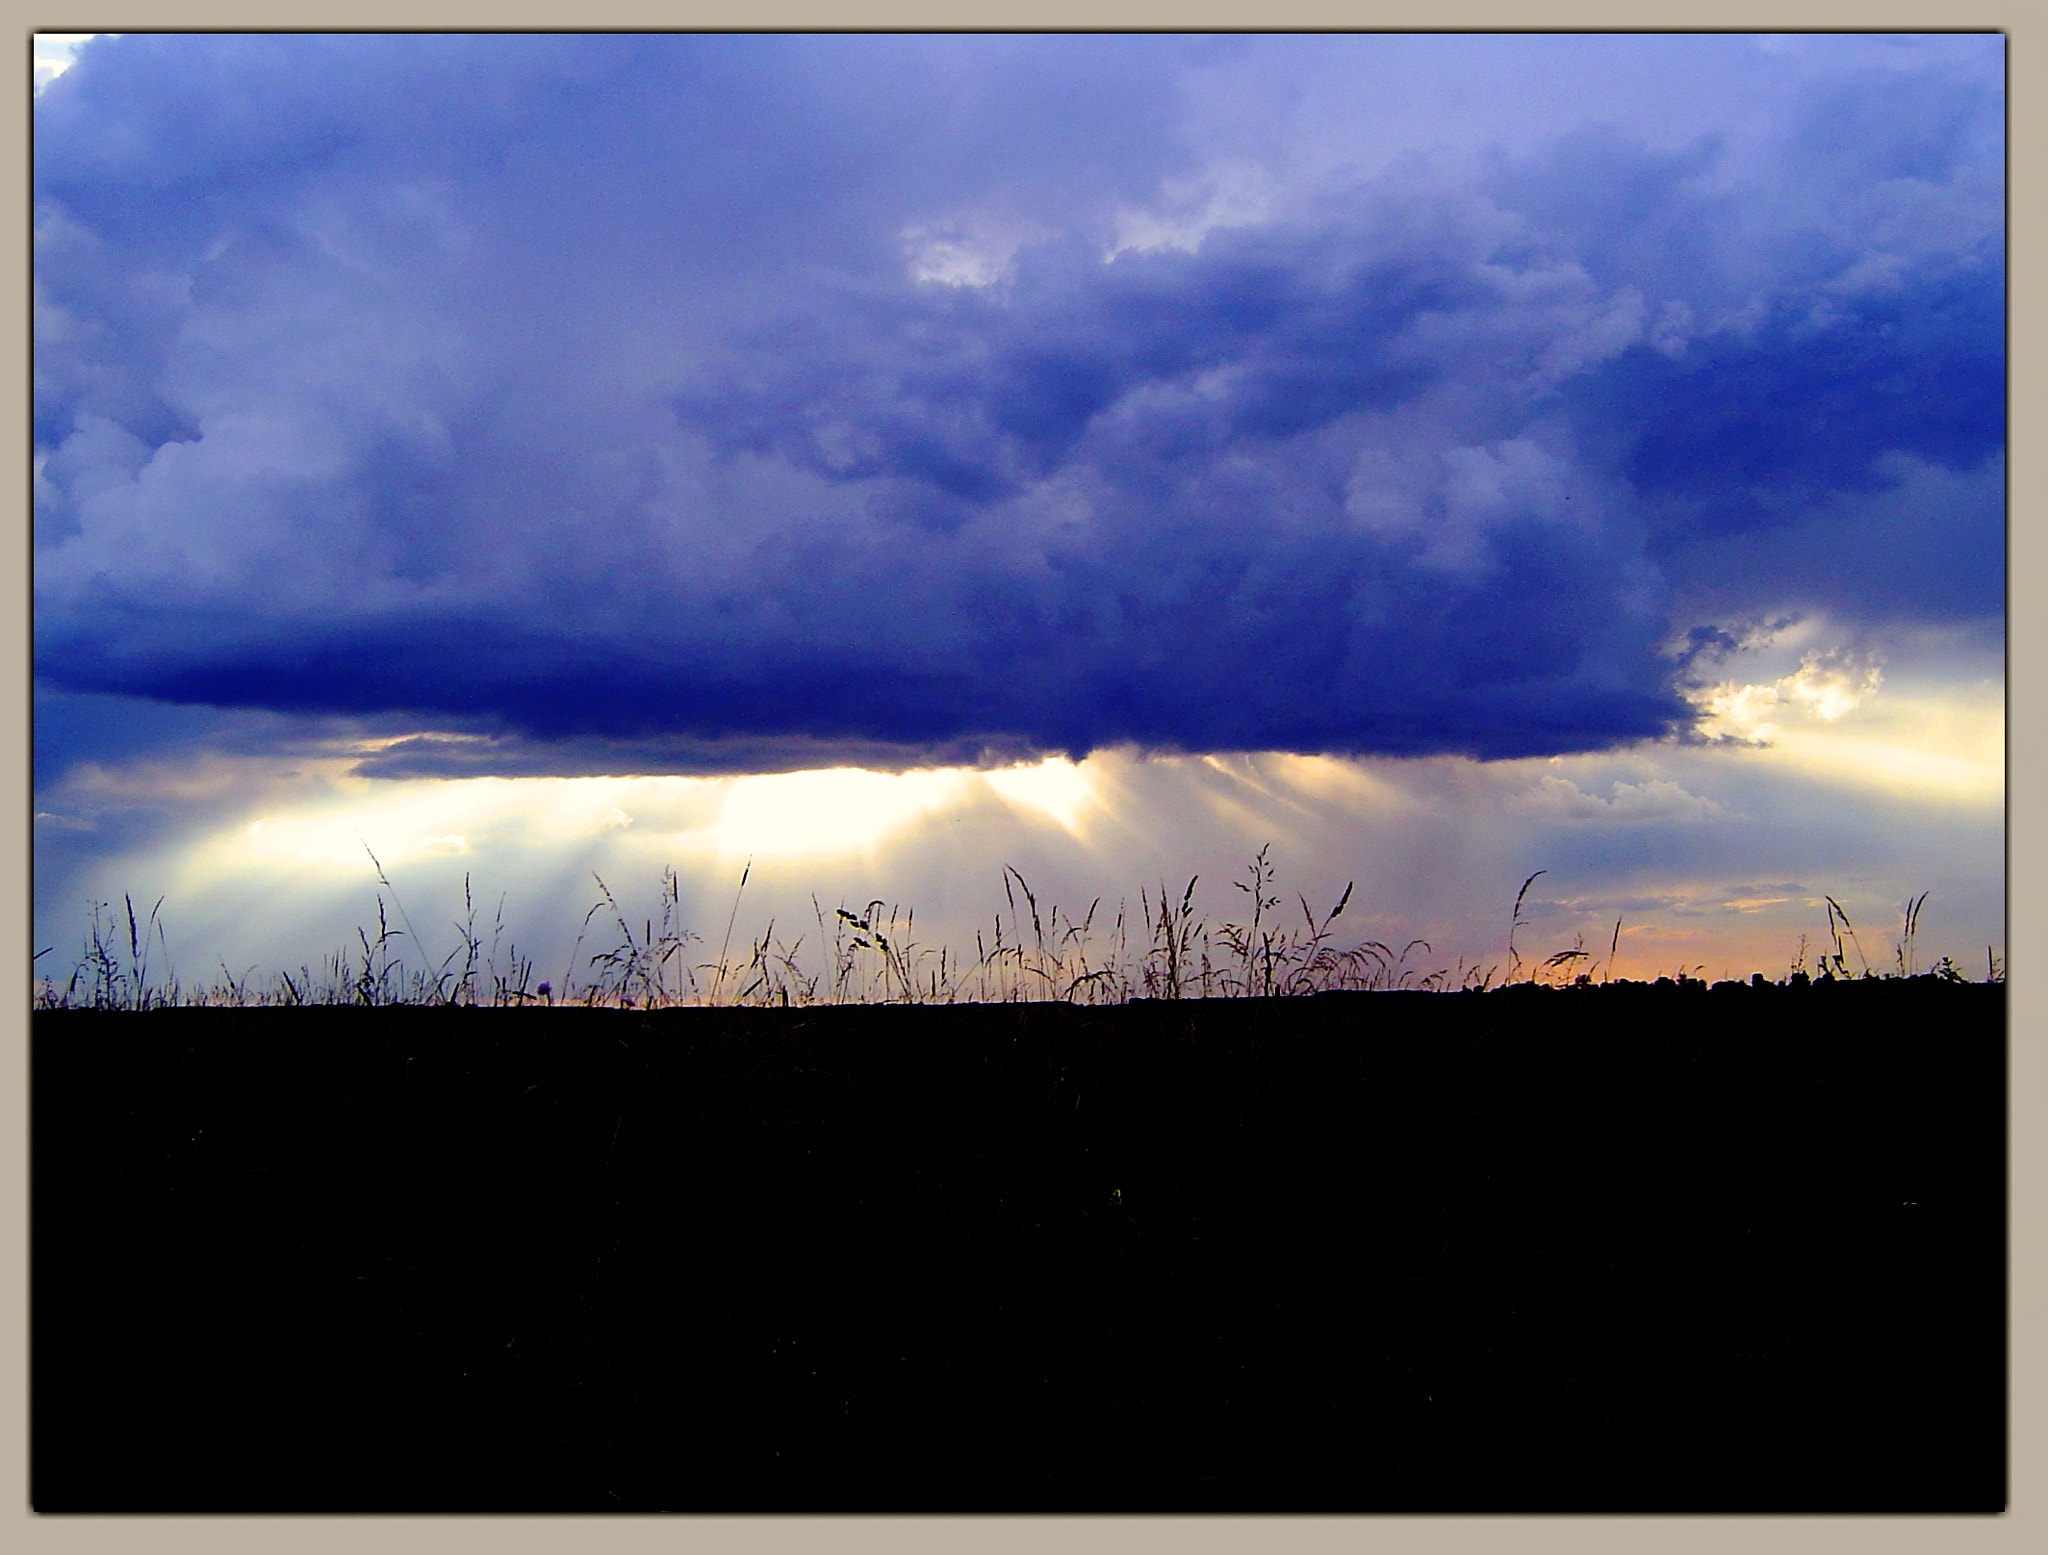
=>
[34,34,2004,780]
[1567,269,2003,529]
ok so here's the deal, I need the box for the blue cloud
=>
[1786,65,2000,187]
[1599,269,2001,506]
[34,34,2004,781]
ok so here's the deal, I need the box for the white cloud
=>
[1507,774,1729,824]
[902,223,1016,289]
[34,34,98,95]
[1691,647,1885,742]
[1110,157,1276,256]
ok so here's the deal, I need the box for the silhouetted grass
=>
[31,854,2002,1011]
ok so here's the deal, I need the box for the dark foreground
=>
[34,978,2005,1513]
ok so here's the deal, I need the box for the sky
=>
[32,32,2005,998]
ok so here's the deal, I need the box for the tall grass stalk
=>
[1822,896,1871,981]
[1505,870,1545,984]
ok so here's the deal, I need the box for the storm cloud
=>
[34,33,2004,776]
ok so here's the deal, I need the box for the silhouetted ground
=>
[33,978,2005,1513]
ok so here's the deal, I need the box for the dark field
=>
[33,978,2005,1513]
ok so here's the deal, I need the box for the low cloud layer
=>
[34,34,2004,776]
